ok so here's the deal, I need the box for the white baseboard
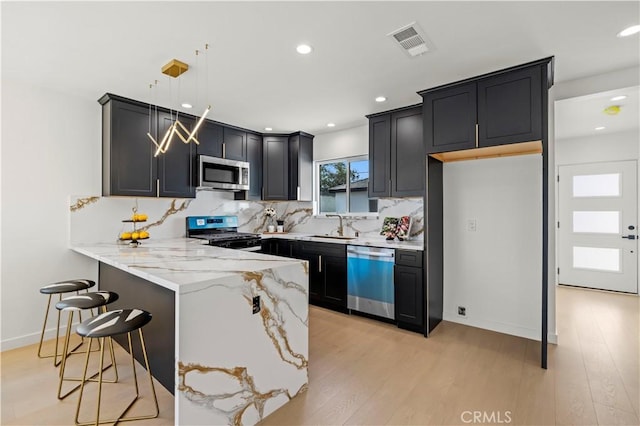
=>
[548,332,558,344]
[443,311,541,341]
[1,323,80,352]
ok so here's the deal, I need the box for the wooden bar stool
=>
[56,291,120,400]
[74,309,159,426]
[38,279,95,365]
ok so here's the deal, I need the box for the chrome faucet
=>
[326,214,344,236]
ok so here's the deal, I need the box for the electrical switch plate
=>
[252,296,261,314]
[467,219,477,232]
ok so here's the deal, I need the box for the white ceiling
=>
[555,86,640,140]
[2,1,639,136]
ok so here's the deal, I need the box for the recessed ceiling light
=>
[264,127,273,131]
[327,123,336,127]
[595,126,606,131]
[617,25,640,37]
[296,44,312,54]
[375,96,387,102]
[611,95,627,101]
[181,103,193,109]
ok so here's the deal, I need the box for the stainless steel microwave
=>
[198,155,250,191]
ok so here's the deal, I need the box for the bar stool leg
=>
[58,310,118,400]
[37,294,53,359]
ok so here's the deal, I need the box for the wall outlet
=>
[252,296,261,314]
[458,306,466,316]
[466,219,477,232]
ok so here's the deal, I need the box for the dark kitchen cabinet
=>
[288,132,313,201]
[296,241,347,310]
[246,133,263,200]
[368,114,391,198]
[222,127,247,161]
[263,136,289,200]
[157,112,196,198]
[395,249,424,331]
[100,94,195,198]
[421,62,543,154]
[423,83,477,154]
[101,99,158,197]
[477,66,542,147]
[196,121,223,158]
[261,238,293,258]
[368,105,423,198]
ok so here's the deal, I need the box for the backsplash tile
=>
[69,190,423,244]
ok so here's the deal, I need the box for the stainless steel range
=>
[186,216,262,251]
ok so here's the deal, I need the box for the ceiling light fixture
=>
[265,127,273,131]
[181,103,193,109]
[148,45,212,157]
[327,123,335,127]
[375,96,387,102]
[296,44,312,54]
[610,95,627,101]
[617,25,640,37]
[595,126,606,131]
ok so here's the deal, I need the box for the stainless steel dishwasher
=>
[347,245,395,319]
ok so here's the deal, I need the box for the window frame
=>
[313,155,378,218]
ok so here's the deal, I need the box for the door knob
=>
[621,235,637,240]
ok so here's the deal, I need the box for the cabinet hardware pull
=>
[297,186,301,200]
[475,123,479,148]
[156,179,160,197]
[318,255,322,272]
[222,143,226,158]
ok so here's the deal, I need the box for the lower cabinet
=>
[260,238,293,257]
[294,241,347,311]
[394,250,424,331]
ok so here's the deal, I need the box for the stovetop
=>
[192,232,260,242]
[186,216,261,249]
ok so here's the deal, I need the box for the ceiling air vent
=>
[387,22,435,57]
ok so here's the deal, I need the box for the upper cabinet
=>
[196,121,223,158]
[368,105,424,198]
[222,127,247,161]
[101,95,194,198]
[421,59,547,155]
[262,136,289,200]
[288,132,313,201]
[245,133,263,200]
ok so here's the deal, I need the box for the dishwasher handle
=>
[347,248,395,258]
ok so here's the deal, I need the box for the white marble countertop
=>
[71,238,306,293]
[261,232,424,251]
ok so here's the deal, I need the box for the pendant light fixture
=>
[147,44,211,157]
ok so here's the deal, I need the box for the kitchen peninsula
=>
[72,238,309,426]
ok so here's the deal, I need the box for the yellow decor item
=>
[120,232,132,240]
[603,105,621,115]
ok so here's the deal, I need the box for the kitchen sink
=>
[311,234,356,240]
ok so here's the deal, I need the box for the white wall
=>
[1,80,101,349]
[554,66,639,101]
[313,124,368,161]
[443,155,542,341]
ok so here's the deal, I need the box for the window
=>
[316,156,378,214]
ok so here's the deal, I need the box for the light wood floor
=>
[2,286,638,425]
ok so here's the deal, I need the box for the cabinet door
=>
[196,121,223,158]
[477,66,542,147]
[394,265,424,327]
[322,255,347,307]
[246,133,263,200]
[223,127,247,161]
[106,101,157,197]
[157,113,196,198]
[391,107,424,197]
[288,134,313,201]
[299,251,321,301]
[263,136,289,200]
[368,114,391,198]
[423,82,477,153]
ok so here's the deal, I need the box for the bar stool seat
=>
[38,279,96,365]
[74,309,159,426]
[56,291,120,400]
